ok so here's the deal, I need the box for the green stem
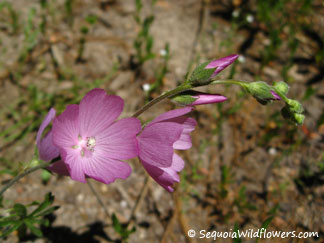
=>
[132,83,192,118]
[272,87,290,103]
[208,79,247,87]
[0,162,49,197]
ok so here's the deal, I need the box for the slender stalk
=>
[209,79,247,87]
[87,179,110,219]
[127,175,150,228]
[132,84,192,118]
[0,162,49,197]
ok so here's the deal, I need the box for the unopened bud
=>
[172,91,227,106]
[273,81,289,95]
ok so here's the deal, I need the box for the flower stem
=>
[87,179,110,219]
[132,83,192,118]
[0,162,49,197]
[209,79,247,87]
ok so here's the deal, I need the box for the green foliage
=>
[112,214,136,242]
[19,8,40,62]
[133,0,156,65]
[0,193,59,239]
[234,186,257,213]
[0,1,19,34]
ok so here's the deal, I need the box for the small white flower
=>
[232,10,240,18]
[246,14,254,23]
[142,83,151,91]
[238,55,246,63]
[268,147,277,155]
[160,49,167,56]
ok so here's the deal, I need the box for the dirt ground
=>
[0,0,324,242]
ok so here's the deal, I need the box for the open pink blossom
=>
[36,108,70,176]
[205,54,239,77]
[137,107,196,192]
[52,88,141,184]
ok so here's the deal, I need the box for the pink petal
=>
[39,131,60,162]
[173,118,197,150]
[271,90,281,100]
[83,155,132,184]
[48,160,70,176]
[205,54,239,77]
[138,122,183,167]
[149,107,193,125]
[36,108,60,162]
[52,104,80,149]
[79,88,124,137]
[61,148,86,183]
[191,93,227,105]
[36,108,56,147]
[141,153,185,192]
[96,118,141,160]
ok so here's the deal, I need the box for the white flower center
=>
[72,135,96,157]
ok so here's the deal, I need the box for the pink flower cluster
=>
[37,55,237,192]
[37,89,196,192]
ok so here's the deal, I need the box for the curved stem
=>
[0,162,49,197]
[132,84,192,118]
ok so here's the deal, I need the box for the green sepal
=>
[187,62,216,86]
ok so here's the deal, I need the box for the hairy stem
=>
[0,162,49,197]
[132,83,192,118]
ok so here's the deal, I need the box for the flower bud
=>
[187,54,238,86]
[281,105,305,125]
[286,99,304,114]
[243,81,278,105]
[273,81,289,95]
[172,91,227,106]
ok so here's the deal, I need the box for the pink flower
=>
[205,54,239,77]
[52,88,141,184]
[190,92,227,106]
[36,108,70,176]
[137,107,196,192]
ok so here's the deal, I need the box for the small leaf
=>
[13,204,27,218]
[1,221,23,238]
[30,193,55,217]
[24,219,43,237]
[112,213,122,234]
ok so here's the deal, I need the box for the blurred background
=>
[0,0,323,242]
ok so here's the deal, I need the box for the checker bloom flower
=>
[52,88,141,184]
[137,107,196,192]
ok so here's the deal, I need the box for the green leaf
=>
[112,213,122,234]
[24,219,43,237]
[35,206,59,217]
[30,193,55,217]
[0,218,18,227]
[187,62,216,85]
[13,204,27,218]
[1,221,23,238]
[233,223,242,243]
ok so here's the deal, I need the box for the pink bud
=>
[205,54,239,77]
